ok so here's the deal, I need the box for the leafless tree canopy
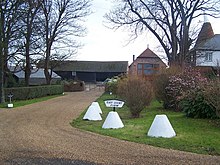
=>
[41,0,91,84]
[0,0,91,88]
[105,0,220,66]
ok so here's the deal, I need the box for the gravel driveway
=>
[0,88,219,165]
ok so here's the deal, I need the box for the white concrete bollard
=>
[147,114,176,138]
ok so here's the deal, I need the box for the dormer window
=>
[205,52,213,62]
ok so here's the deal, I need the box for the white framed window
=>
[205,52,213,62]
[72,71,76,76]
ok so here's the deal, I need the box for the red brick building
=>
[129,48,166,77]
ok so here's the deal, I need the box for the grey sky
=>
[76,0,220,64]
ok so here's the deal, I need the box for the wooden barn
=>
[53,61,128,82]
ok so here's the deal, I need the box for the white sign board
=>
[104,100,124,108]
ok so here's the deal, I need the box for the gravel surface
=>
[0,88,219,165]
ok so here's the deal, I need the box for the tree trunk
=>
[0,11,5,103]
[44,65,51,85]
[25,31,31,86]
[44,41,52,85]
[25,42,31,86]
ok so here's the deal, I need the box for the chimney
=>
[133,55,135,61]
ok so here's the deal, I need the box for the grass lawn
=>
[0,94,63,108]
[72,93,220,156]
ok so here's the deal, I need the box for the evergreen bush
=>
[179,90,217,119]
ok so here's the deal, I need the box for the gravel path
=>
[0,88,219,165]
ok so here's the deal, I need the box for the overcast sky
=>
[76,0,220,64]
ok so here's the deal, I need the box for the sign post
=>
[7,92,13,108]
[104,100,124,111]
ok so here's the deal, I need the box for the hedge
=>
[4,85,64,101]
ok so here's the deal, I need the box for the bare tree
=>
[17,0,43,86]
[0,0,5,102]
[41,0,91,84]
[105,0,220,66]
[0,1,21,72]
[0,0,22,102]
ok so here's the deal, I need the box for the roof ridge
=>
[137,48,160,58]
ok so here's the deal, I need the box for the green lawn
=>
[0,94,63,108]
[72,93,220,155]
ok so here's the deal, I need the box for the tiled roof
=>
[195,34,220,51]
[195,22,214,46]
[137,48,161,58]
[53,61,128,72]
[14,68,61,79]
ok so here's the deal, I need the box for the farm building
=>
[13,68,61,85]
[52,61,128,82]
[191,19,220,75]
[129,47,167,77]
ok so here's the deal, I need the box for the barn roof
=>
[53,61,128,73]
[14,68,61,79]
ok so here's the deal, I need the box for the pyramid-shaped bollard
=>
[83,105,102,121]
[91,102,102,114]
[147,115,176,138]
[102,111,124,129]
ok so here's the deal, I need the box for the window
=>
[144,69,154,75]
[205,52,213,62]
[137,63,159,75]
[144,64,153,69]
[72,71,76,76]
[137,64,142,69]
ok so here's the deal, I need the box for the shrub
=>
[105,81,118,94]
[179,90,217,119]
[153,66,181,109]
[63,80,85,92]
[165,67,207,110]
[104,76,121,94]
[203,79,220,118]
[154,66,219,119]
[117,76,153,118]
